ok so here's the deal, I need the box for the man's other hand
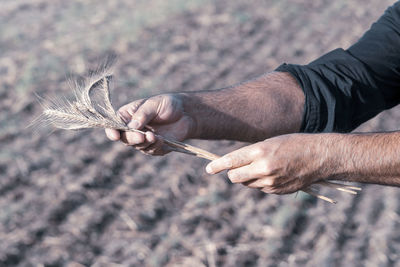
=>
[206,134,336,194]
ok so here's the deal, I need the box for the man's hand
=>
[205,134,337,194]
[105,94,195,155]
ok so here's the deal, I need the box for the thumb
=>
[127,98,159,129]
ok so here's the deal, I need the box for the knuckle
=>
[261,186,273,194]
[259,160,272,175]
[164,94,180,107]
[262,178,275,187]
[161,97,180,118]
[252,147,265,158]
[250,180,265,188]
[245,183,259,189]
[272,188,285,195]
[262,186,280,194]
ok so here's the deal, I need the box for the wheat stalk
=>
[40,61,361,204]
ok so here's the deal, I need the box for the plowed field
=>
[1,0,399,266]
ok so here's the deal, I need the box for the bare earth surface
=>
[1,0,400,266]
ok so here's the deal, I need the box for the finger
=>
[242,179,258,187]
[245,177,285,189]
[205,144,262,174]
[226,163,262,183]
[105,128,120,141]
[260,186,281,194]
[134,141,153,150]
[120,131,145,145]
[261,185,293,195]
[142,139,171,156]
[118,99,146,119]
[260,179,299,195]
[126,99,159,130]
[133,131,157,150]
[244,175,291,189]
[145,131,157,143]
[243,177,272,189]
[118,109,131,123]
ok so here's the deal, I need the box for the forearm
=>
[324,132,400,186]
[180,71,304,142]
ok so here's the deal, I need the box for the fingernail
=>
[110,131,119,141]
[206,164,213,174]
[128,119,140,129]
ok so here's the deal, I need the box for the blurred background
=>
[1,0,399,266]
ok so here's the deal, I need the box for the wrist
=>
[311,133,349,180]
[177,92,200,139]
[331,133,385,182]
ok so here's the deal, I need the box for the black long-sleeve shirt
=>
[276,2,400,133]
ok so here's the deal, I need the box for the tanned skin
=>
[105,72,400,194]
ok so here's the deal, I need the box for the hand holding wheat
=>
[40,63,361,204]
[105,94,195,155]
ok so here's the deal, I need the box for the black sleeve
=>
[275,2,400,133]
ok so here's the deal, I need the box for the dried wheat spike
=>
[41,58,127,131]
